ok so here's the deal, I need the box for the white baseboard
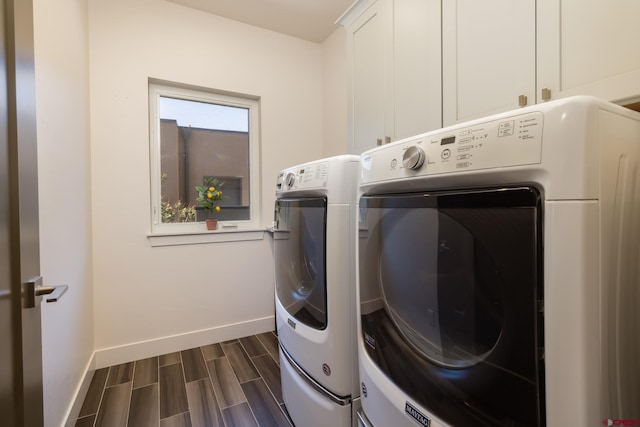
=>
[94,316,275,369]
[64,353,96,426]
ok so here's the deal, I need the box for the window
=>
[149,81,261,237]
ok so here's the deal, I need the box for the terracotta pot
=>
[205,219,218,230]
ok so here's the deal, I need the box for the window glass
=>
[149,82,260,233]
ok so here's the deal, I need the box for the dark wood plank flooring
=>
[74,332,293,427]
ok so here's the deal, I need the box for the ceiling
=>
[165,0,357,43]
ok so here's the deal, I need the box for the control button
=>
[285,172,296,187]
[391,158,397,169]
[402,146,425,170]
[441,149,451,160]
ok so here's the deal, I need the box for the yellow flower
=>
[207,192,213,199]
[215,206,221,212]
[217,191,222,196]
[209,186,215,192]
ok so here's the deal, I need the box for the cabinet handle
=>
[376,138,382,146]
[518,95,528,107]
[541,88,551,101]
[385,136,391,145]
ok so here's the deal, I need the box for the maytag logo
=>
[405,402,430,427]
[287,318,296,329]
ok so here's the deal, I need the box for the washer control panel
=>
[361,112,544,183]
[276,160,329,192]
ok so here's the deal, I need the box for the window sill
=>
[147,228,266,247]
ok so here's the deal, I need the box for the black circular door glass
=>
[379,208,504,368]
[274,197,327,330]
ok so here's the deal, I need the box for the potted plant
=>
[195,177,229,230]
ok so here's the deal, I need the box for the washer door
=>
[379,207,503,370]
[274,197,327,329]
[359,187,544,427]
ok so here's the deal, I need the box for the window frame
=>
[148,80,262,242]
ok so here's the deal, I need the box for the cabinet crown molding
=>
[336,0,377,27]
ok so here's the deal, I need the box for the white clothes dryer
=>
[356,96,640,427]
[274,155,361,427]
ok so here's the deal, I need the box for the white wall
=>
[88,0,326,366]
[33,0,94,425]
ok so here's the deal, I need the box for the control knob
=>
[402,146,425,170]
[285,172,296,187]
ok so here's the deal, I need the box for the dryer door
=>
[274,197,327,330]
[359,187,544,427]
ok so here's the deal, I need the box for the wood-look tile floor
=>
[74,332,294,427]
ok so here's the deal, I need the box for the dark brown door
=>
[1,0,44,425]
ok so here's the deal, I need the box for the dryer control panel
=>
[276,160,329,192]
[361,111,544,183]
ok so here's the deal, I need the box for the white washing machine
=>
[274,155,361,427]
[356,96,640,427]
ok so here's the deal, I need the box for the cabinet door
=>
[350,1,391,155]
[538,0,640,104]
[393,0,442,140]
[442,0,536,126]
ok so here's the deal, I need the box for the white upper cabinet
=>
[349,0,389,156]
[393,0,442,141]
[340,0,640,150]
[537,0,640,104]
[341,0,442,155]
[442,0,536,126]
